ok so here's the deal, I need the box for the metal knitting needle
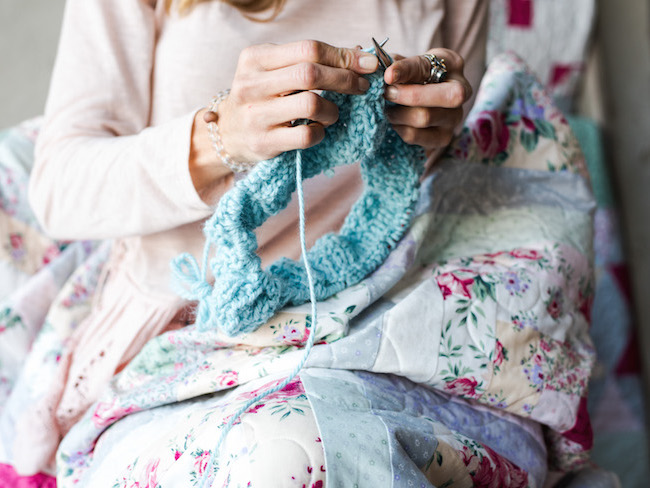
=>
[371,37,392,69]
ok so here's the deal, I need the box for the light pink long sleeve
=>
[30,0,216,241]
[30,0,487,244]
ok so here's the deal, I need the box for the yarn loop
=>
[173,67,425,337]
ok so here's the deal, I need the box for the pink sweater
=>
[23,0,488,468]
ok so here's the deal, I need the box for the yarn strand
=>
[199,150,317,487]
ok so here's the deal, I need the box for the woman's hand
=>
[383,48,472,155]
[218,40,379,163]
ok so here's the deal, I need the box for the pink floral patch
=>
[444,377,480,398]
[217,370,239,388]
[546,287,564,320]
[142,458,159,488]
[41,244,60,266]
[8,233,23,250]
[436,272,475,300]
[494,340,505,367]
[270,378,306,400]
[470,110,510,158]
[509,248,542,260]
[521,116,536,132]
[460,445,528,487]
[193,450,210,476]
[7,233,26,261]
[279,323,310,345]
[246,403,265,414]
[92,397,140,429]
[237,377,305,403]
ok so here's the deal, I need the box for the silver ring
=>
[422,53,447,84]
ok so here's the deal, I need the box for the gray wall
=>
[0,0,66,129]
[596,0,650,400]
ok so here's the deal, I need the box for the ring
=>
[422,53,447,84]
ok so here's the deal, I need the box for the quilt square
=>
[508,0,534,27]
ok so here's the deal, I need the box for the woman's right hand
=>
[189,40,378,201]
[219,40,379,163]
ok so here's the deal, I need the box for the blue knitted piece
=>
[173,69,425,336]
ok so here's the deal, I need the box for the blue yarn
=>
[172,68,425,337]
[197,151,318,488]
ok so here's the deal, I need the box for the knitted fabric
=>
[173,69,425,336]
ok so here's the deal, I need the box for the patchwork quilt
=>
[0,54,613,487]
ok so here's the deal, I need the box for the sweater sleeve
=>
[30,0,221,241]
[442,0,489,112]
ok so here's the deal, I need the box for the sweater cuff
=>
[145,110,216,219]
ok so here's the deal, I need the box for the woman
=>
[4,0,590,486]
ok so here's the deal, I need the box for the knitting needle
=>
[371,37,392,69]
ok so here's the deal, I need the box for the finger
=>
[252,62,370,97]
[241,40,378,74]
[384,79,468,108]
[383,48,472,108]
[386,105,463,129]
[268,123,327,153]
[385,48,462,85]
[264,92,339,127]
[392,125,455,149]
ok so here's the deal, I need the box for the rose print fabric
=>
[0,120,102,485]
[1,53,600,487]
[73,374,326,488]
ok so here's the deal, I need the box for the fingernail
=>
[385,86,398,101]
[359,54,378,72]
[358,77,370,91]
[392,69,401,83]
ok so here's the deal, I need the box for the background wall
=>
[0,0,66,129]
[594,0,650,401]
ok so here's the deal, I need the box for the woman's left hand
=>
[383,48,472,154]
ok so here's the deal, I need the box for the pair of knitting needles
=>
[371,37,392,68]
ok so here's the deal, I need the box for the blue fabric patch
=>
[302,368,547,488]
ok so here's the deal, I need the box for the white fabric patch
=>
[373,278,443,383]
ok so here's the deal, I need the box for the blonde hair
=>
[165,0,286,21]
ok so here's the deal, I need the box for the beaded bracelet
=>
[204,89,256,173]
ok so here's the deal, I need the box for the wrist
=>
[189,108,233,202]
[205,90,257,173]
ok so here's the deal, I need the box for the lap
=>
[84,374,326,488]
[81,369,544,488]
